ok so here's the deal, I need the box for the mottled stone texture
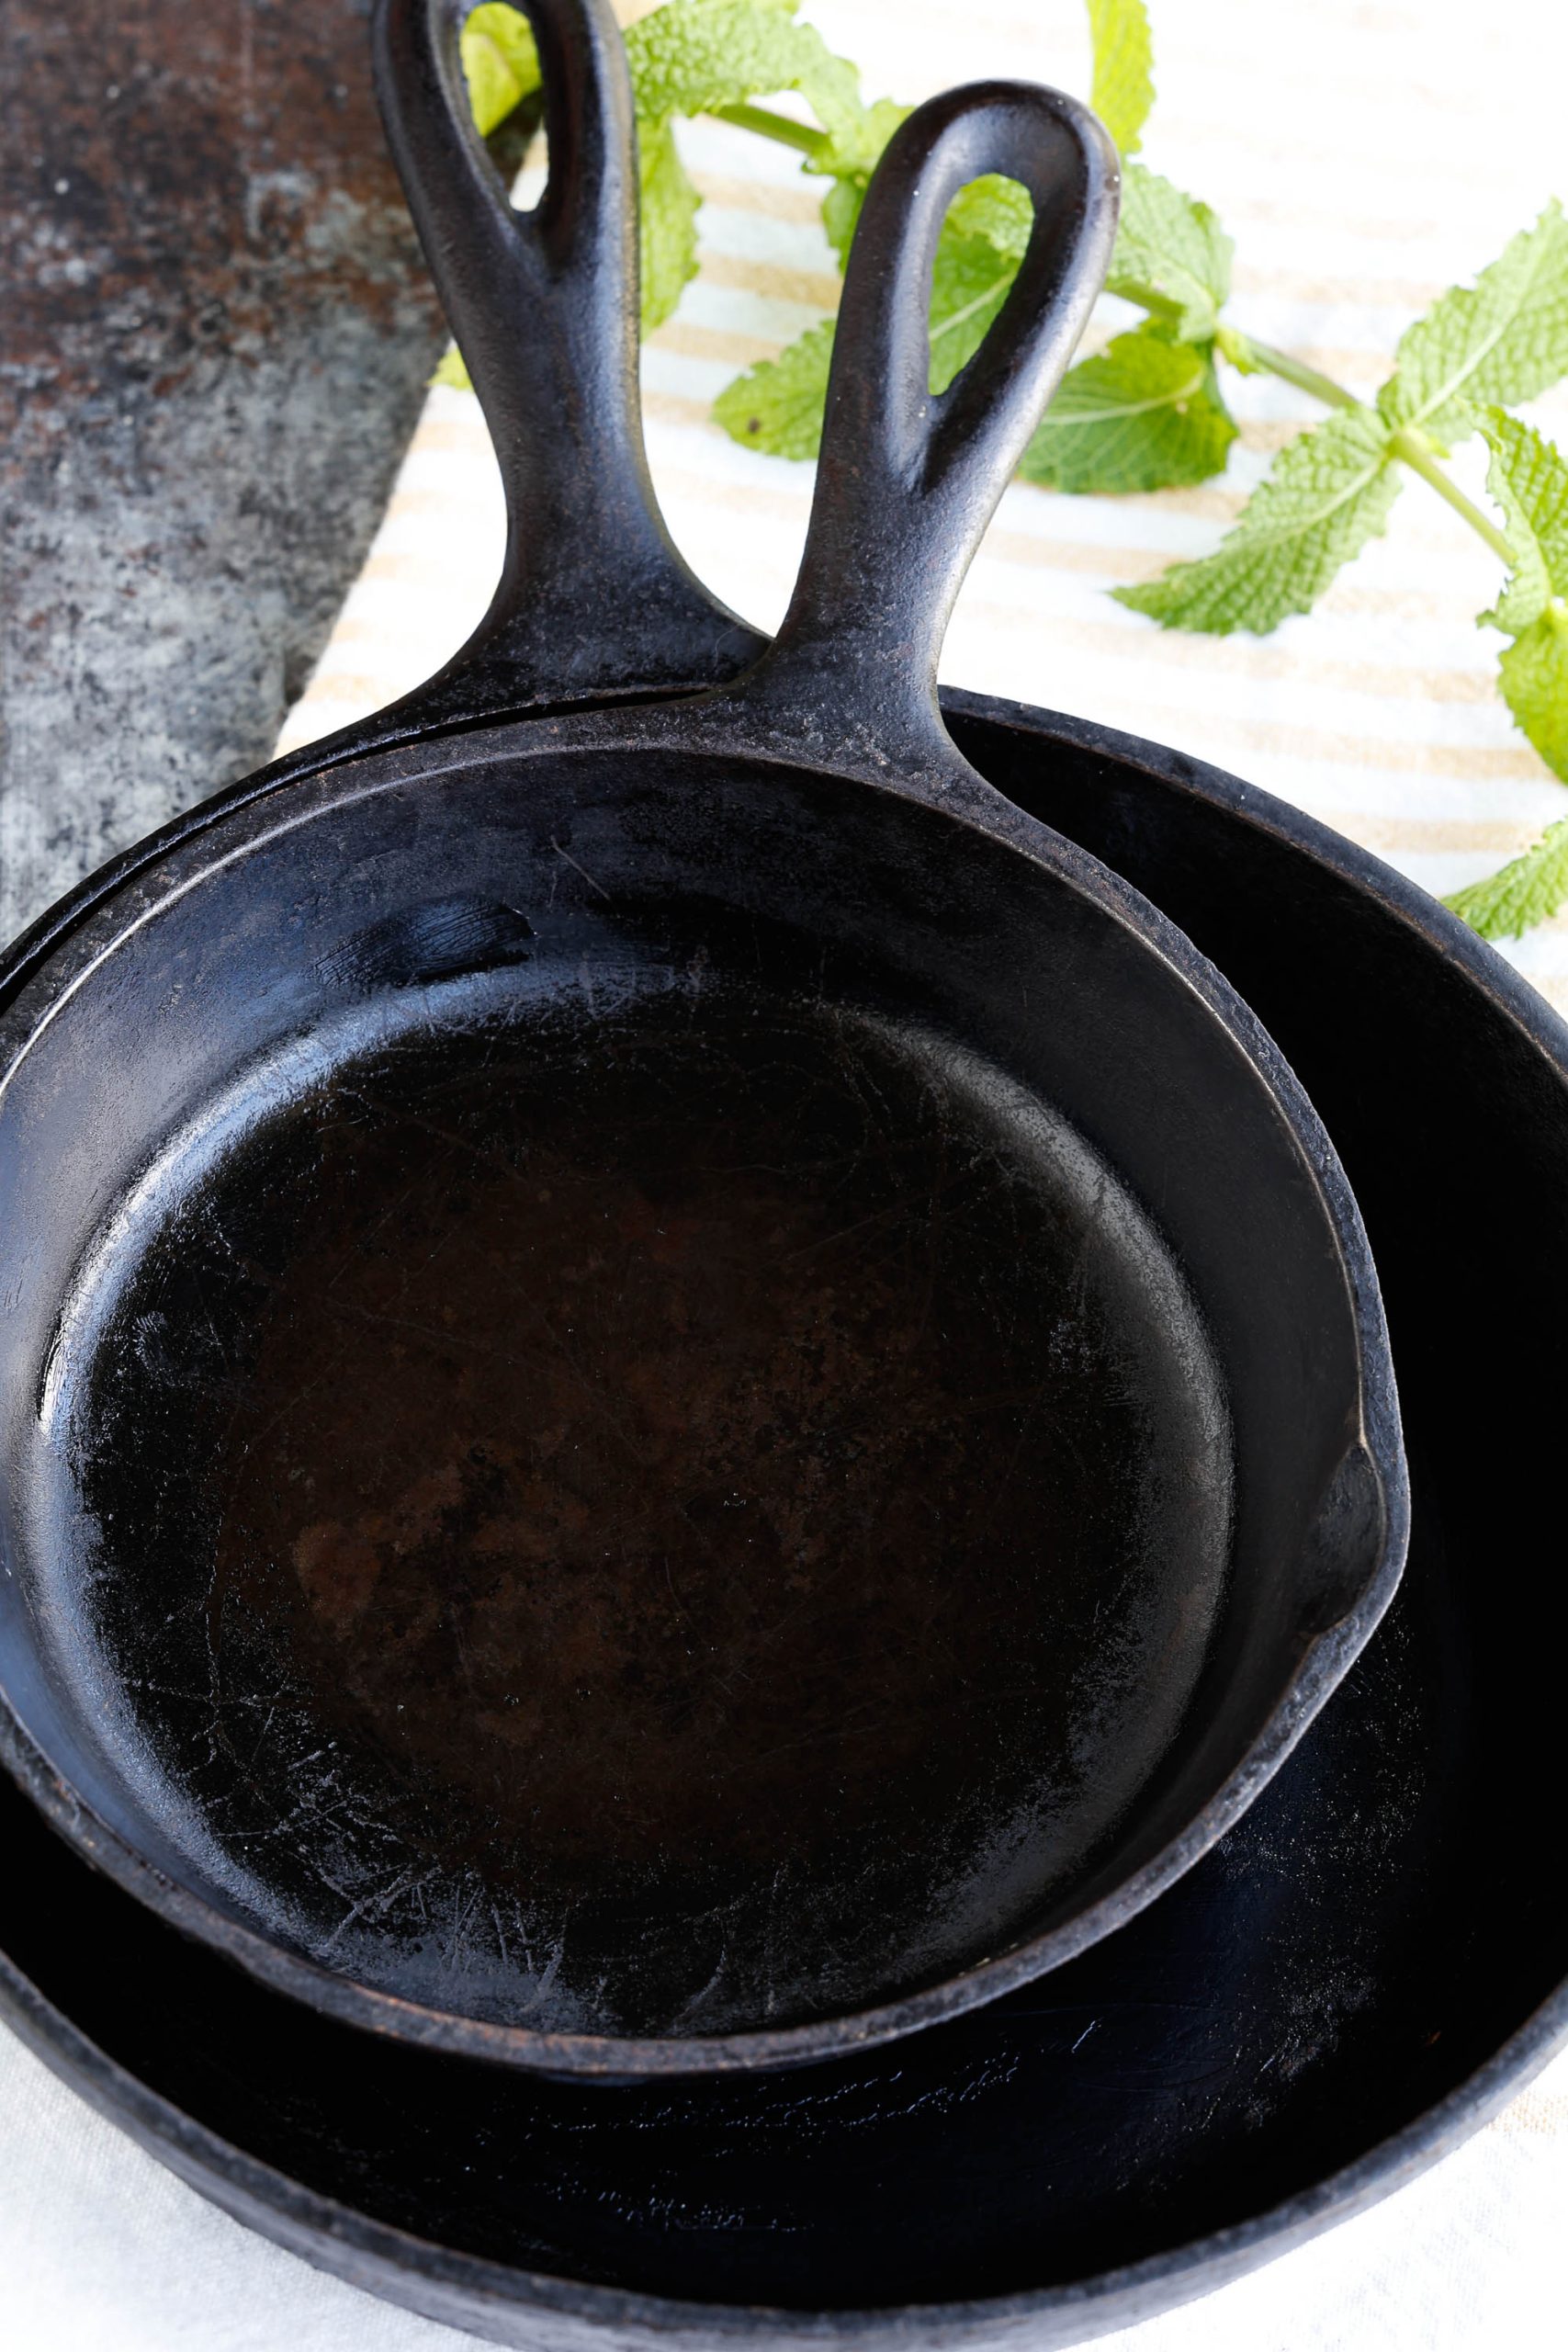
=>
[0,0,446,941]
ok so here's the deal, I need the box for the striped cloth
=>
[8,3,1566,2348]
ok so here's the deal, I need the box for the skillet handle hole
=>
[926,174,1035,398]
[457,3,549,213]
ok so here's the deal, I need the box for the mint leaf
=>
[811,95,908,180]
[1444,819,1568,940]
[1478,409,1568,633]
[820,175,863,266]
[1496,618,1568,782]
[712,316,835,457]
[1115,404,1399,634]
[1472,411,1568,780]
[624,0,871,332]
[460,3,540,138]
[929,228,1019,391]
[640,114,701,329]
[1021,324,1235,493]
[1088,0,1154,156]
[1378,203,1568,445]
[814,102,909,265]
[944,174,1033,259]
[1107,164,1233,342]
[626,0,863,141]
[1438,413,1568,940]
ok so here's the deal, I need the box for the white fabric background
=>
[7,0,1568,2342]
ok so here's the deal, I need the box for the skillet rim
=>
[0,698,1407,2076]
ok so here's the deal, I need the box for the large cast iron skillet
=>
[0,703,1562,2346]
[0,0,1404,2078]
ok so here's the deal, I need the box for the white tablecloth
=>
[8,0,1568,2342]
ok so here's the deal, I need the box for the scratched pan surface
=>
[0,696,1562,2345]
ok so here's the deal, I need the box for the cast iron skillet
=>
[0,10,1405,2077]
[0,711,1562,2345]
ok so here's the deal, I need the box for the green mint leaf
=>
[820,175,863,266]
[1477,408,1568,632]
[639,114,701,330]
[1495,614,1568,782]
[1471,411,1568,780]
[625,0,870,327]
[810,96,909,182]
[1444,817,1568,940]
[712,316,835,458]
[1378,202,1568,445]
[1107,164,1233,341]
[1087,0,1154,156]
[814,103,911,266]
[626,0,863,141]
[1115,404,1400,634]
[459,3,540,138]
[929,226,1019,391]
[943,174,1033,259]
[1020,324,1236,494]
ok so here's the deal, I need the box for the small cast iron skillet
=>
[0,6,1406,2079]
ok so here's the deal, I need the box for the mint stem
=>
[1225,331,1514,565]
[1385,425,1515,563]
[1232,334,1359,413]
[710,102,829,158]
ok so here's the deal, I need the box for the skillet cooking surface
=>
[73,965,1224,2039]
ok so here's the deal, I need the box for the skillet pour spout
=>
[0,0,1406,2081]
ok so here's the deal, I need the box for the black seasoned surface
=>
[78,986,1226,2040]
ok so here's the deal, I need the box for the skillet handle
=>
[370,0,760,722]
[729,83,1118,763]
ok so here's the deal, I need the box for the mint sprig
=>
[448,0,1568,948]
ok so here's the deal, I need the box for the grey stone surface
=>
[0,0,446,943]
